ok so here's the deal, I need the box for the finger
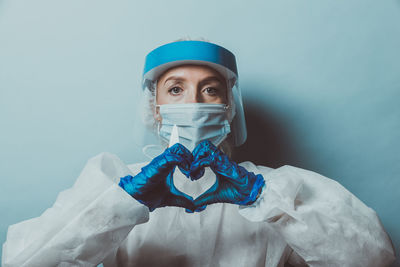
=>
[189,159,208,180]
[190,141,218,180]
[184,204,207,213]
[192,140,238,179]
[192,140,217,158]
[165,173,196,210]
[210,153,241,179]
[185,208,195,213]
[144,152,177,175]
[141,158,176,179]
[150,151,189,175]
[185,205,207,213]
[167,143,193,171]
[193,192,218,207]
[193,181,219,207]
[168,143,193,160]
[166,194,195,210]
[178,165,191,178]
[192,142,214,162]
[194,205,207,212]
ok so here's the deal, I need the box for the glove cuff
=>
[238,174,265,205]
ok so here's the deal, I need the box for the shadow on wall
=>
[233,98,302,168]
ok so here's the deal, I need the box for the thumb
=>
[193,178,220,207]
[166,193,195,211]
[193,190,219,207]
[167,178,196,210]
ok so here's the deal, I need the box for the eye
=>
[204,87,218,95]
[168,87,183,95]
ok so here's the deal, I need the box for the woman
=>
[2,40,396,267]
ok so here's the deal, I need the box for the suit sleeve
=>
[238,164,396,267]
[2,153,149,267]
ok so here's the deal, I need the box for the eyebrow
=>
[163,75,225,86]
[163,76,185,85]
[200,76,224,84]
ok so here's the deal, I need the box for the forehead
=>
[157,64,225,82]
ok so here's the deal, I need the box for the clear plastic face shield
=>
[140,41,247,153]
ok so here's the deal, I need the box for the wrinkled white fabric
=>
[2,153,149,267]
[2,153,395,267]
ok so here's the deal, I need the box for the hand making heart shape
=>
[119,140,265,213]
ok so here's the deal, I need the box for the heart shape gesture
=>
[189,141,265,208]
[119,141,265,212]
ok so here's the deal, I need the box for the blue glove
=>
[190,140,265,209]
[119,143,195,212]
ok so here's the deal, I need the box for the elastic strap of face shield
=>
[227,77,237,122]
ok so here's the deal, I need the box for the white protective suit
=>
[2,152,396,267]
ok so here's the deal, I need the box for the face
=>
[156,64,228,105]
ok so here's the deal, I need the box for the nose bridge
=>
[186,82,202,103]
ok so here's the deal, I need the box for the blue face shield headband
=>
[142,40,247,147]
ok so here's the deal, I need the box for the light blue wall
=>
[1,0,399,265]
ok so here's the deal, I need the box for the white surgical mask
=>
[157,103,231,151]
